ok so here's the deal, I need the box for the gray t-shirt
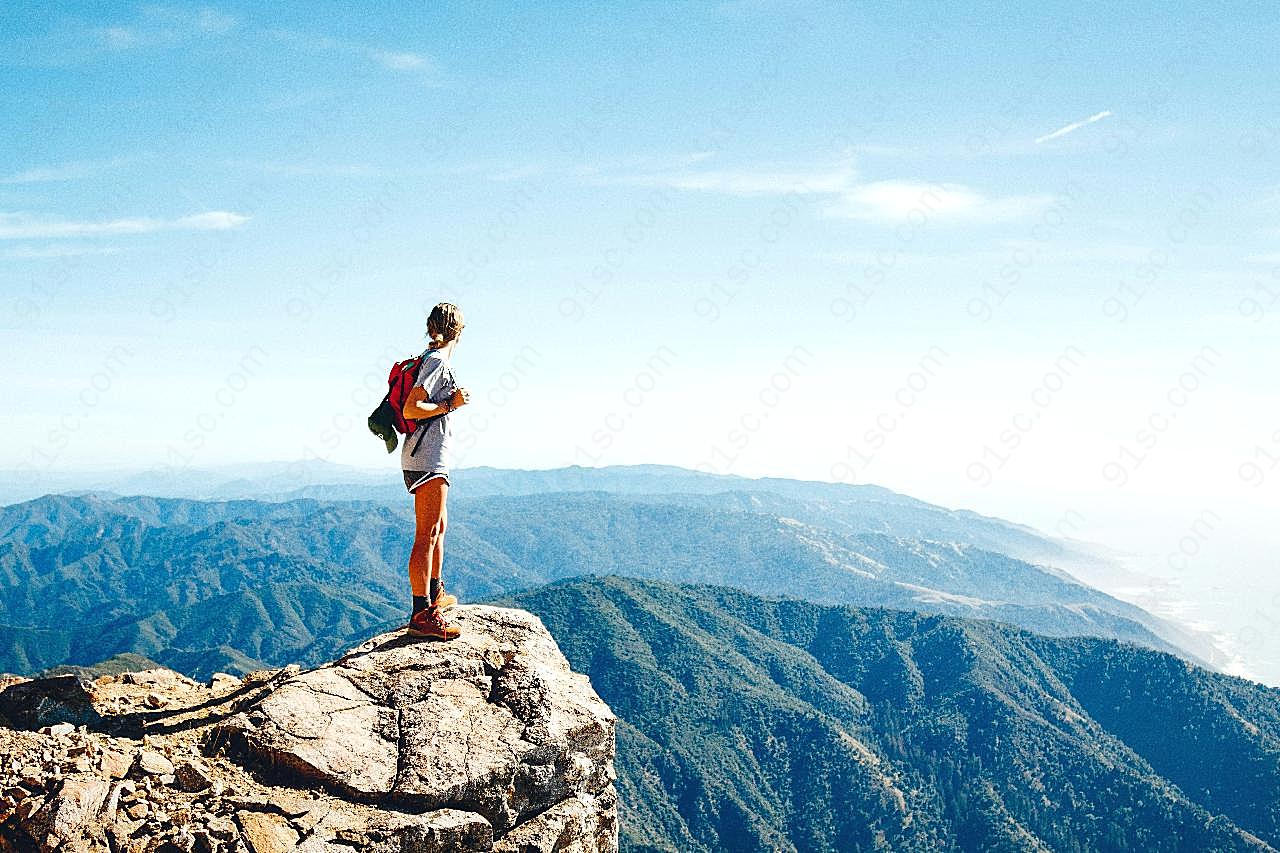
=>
[399,348,458,473]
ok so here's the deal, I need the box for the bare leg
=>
[431,491,447,582]
[409,477,447,598]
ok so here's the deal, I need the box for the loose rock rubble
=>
[0,606,618,852]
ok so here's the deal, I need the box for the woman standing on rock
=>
[401,302,470,640]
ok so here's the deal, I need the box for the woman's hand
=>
[450,387,471,409]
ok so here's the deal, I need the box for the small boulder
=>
[99,747,135,779]
[173,759,214,793]
[0,675,103,731]
[123,668,190,688]
[204,814,238,840]
[402,808,493,852]
[208,673,242,691]
[236,810,300,853]
[135,750,175,777]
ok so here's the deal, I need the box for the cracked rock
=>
[214,605,617,846]
[37,773,112,850]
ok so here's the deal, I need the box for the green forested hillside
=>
[507,576,1280,853]
[7,490,1277,851]
[0,494,501,677]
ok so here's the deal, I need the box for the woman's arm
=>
[402,386,465,421]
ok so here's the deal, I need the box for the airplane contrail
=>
[1035,110,1113,144]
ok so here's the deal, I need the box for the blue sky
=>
[3,4,1280,675]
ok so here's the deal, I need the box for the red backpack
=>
[367,353,424,453]
[387,354,424,434]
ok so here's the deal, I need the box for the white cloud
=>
[828,180,1053,224]
[599,160,1050,225]
[1035,110,1113,144]
[0,211,248,240]
[173,211,248,230]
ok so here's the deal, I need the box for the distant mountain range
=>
[507,575,1280,852]
[0,462,1223,669]
[0,462,1153,586]
[0,488,1208,680]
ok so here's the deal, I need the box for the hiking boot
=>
[433,584,457,611]
[406,605,460,640]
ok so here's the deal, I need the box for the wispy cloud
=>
[602,157,1051,224]
[0,158,130,185]
[370,50,428,71]
[268,29,437,75]
[828,181,1054,223]
[0,211,248,240]
[96,7,236,50]
[10,7,236,66]
[1035,110,1113,144]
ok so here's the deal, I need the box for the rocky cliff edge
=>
[0,605,618,853]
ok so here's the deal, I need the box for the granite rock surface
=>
[0,605,618,853]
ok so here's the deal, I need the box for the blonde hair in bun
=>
[426,302,465,345]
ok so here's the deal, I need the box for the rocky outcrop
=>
[0,606,618,852]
